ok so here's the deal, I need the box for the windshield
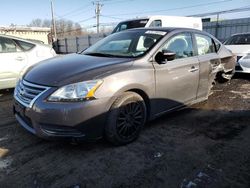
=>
[224,34,250,45]
[112,19,149,33]
[82,30,166,58]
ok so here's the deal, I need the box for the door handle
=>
[16,57,24,61]
[189,66,199,72]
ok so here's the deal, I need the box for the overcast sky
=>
[0,0,250,27]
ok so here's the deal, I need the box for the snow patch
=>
[0,158,12,170]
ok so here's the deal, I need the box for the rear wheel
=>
[105,92,147,145]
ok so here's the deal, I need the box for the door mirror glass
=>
[155,50,176,64]
[163,50,176,61]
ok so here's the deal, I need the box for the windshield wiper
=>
[84,52,117,57]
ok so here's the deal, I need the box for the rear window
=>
[214,39,221,52]
[15,40,35,51]
[112,19,149,33]
[195,34,216,55]
[224,34,250,45]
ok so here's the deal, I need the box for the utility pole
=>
[51,0,57,41]
[215,13,220,38]
[94,1,102,34]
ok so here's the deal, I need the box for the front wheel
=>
[105,92,147,145]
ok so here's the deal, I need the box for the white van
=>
[112,15,202,33]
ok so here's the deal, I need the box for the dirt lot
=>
[0,75,249,188]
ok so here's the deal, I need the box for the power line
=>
[188,5,250,17]
[57,11,92,20]
[97,0,123,2]
[55,2,250,36]
[100,15,124,20]
[104,0,233,16]
[99,22,119,26]
[57,3,93,18]
[78,16,96,23]
[102,0,135,5]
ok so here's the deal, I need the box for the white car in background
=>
[224,33,250,73]
[0,35,56,90]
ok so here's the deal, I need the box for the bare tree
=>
[28,19,43,27]
[42,19,51,27]
[28,18,84,38]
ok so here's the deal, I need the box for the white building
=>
[0,26,51,44]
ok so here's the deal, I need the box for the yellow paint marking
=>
[0,148,9,158]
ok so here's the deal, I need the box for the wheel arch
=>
[126,88,151,121]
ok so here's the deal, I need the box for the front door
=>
[153,32,199,114]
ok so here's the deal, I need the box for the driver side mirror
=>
[155,50,176,64]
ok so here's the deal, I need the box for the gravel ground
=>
[0,74,249,188]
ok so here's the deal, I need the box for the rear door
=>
[153,32,200,114]
[194,33,220,99]
[0,37,28,89]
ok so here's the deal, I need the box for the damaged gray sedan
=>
[14,28,235,145]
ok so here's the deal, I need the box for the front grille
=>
[14,80,50,108]
[41,124,84,137]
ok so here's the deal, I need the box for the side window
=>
[0,37,17,53]
[15,40,35,51]
[115,24,127,32]
[195,34,216,55]
[162,33,194,59]
[214,39,221,52]
[136,36,156,52]
[149,20,162,27]
[120,24,127,31]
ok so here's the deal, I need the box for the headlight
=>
[48,80,103,102]
[242,54,250,60]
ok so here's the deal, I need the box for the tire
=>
[105,92,147,145]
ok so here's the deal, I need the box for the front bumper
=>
[13,89,110,140]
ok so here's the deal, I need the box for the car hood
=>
[225,45,250,56]
[24,53,134,87]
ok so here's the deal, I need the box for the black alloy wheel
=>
[105,92,147,145]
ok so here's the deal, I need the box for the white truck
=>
[112,15,202,33]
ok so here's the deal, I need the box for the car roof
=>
[231,32,250,36]
[120,17,150,22]
[0,34,38,45]
[121,27,219,42]
[123,27,203,33]
[118,15,199,23]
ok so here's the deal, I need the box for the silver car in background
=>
[0,35,56,90]
[224,33,250,73]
